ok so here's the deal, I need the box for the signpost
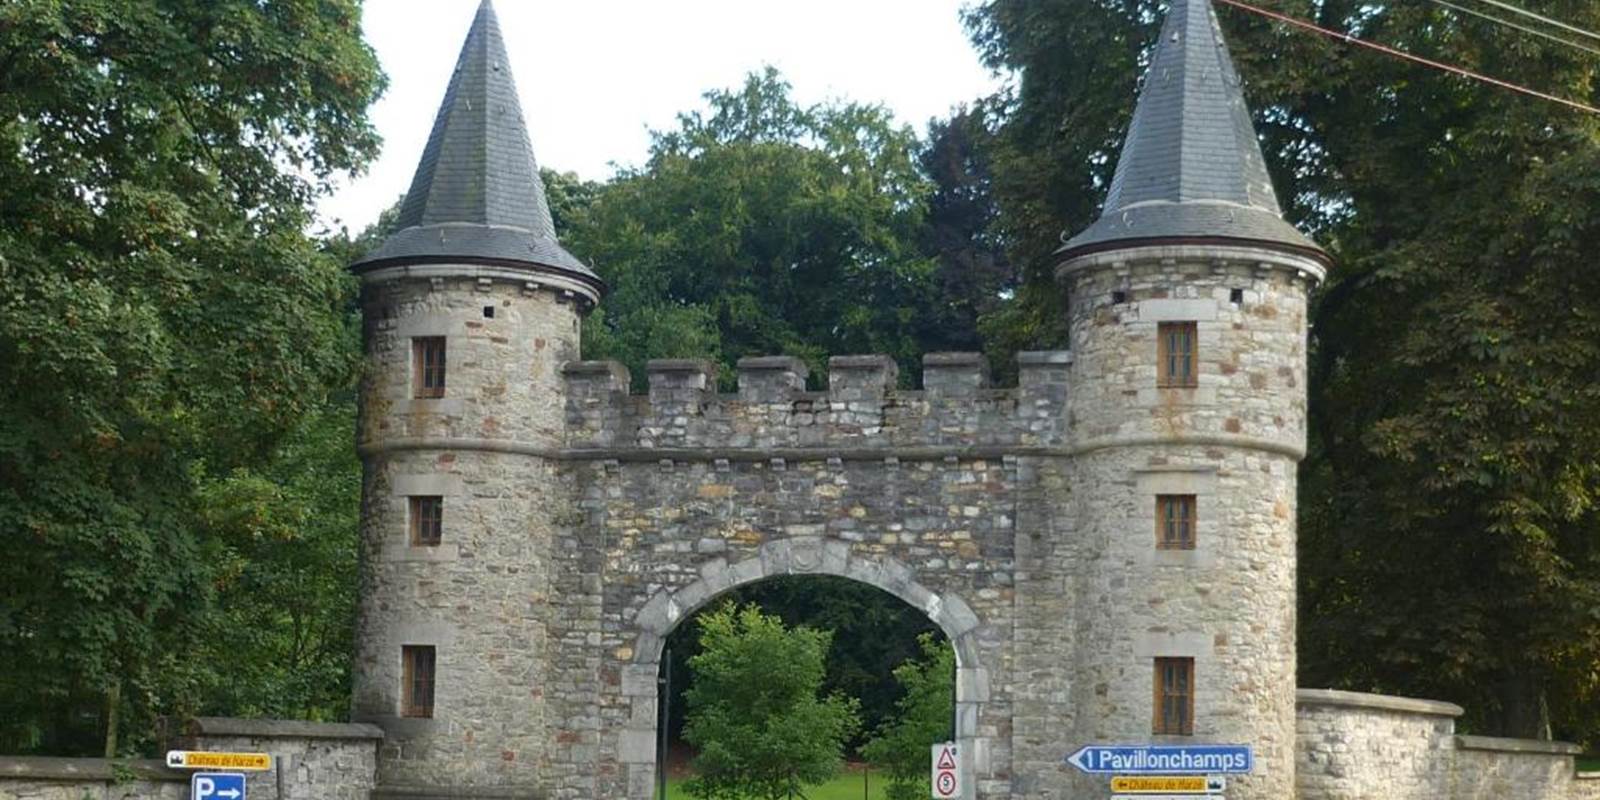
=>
[166,751,271,771]
[931,741,960,799]
[1110,774,1226,793]
[190,772,246,800]
[1066,744,1252,775]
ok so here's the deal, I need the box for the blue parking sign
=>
[191,772,246,800]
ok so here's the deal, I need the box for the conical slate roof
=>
[352,1,601,289]
[1058,0,1325,262]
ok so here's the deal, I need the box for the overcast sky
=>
[315,0,1004,234]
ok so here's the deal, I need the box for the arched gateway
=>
[347,2,1326,799]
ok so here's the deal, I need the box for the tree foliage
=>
[0,0,382,754]
[862,633,955,800]
[565,68,979,386]
[683,604,861,800]
[662,576,941,750]
[964,0,1600,742]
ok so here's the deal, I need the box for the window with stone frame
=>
[1156,495,1197,550]
[413,336,447,398]
[410,496,443,546]
[1153,656,1195,735]
[1157,322,1198,388]
[402,645,436,718]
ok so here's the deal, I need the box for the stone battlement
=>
[562,351,1072,455]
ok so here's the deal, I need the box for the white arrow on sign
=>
[219,791,241,799]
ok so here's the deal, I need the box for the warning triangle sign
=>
[936,746,957,770]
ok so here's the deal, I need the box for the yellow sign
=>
[1110,775,1216,793]
[165,750,272,771]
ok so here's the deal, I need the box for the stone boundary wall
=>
[1296,688,1599,800]
[0,718,382,800]
[562,351,1072,454]
[181,717,382,800]
[0,756,185,799]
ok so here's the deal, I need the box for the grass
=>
[1578,757,1600,773]
[658,769,896,800]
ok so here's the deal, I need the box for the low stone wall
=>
[180,717,382,800]
[1296,688,1597,800]
[0,757,185,799]
[0,718,382,800]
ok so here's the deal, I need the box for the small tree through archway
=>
[657,575,955,799]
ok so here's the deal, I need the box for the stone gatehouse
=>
[326,3,1594,800]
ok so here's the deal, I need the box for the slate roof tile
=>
[353,1,600,288]
[1060,0,1326,262]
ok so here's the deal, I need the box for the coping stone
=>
[1295,688,1465,717]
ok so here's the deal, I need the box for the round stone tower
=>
[1056,0,1328,797]
[348,2,602,795]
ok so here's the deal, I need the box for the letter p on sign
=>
[191,772,246,800]
[931,742,960,798]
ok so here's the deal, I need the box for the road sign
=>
[1066,744,1252,775]
[1111,775,1226,793]
[931,741,960,799]
[166,751,271,771]
[191,772,246,800]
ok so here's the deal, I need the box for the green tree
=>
[964,0,1600,743]
[862,634,956,800]
[193,391,361,722]
[683,604,861,800]
[565,68,953,386]
[0,0,382,755]
[919,108,1016,377]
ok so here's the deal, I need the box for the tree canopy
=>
[0,0,382,754]
[564,68,979,386]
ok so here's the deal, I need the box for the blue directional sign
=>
[191,772,246,800]
[1066,743,1253,775]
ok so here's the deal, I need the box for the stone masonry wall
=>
[354,274,581,796]
[181,718,382,800]
[550,351,1074,800]
[1055,245,1321,800]
[1296,689,1600,800]
[0,758,184,800]
[0,718,378,800]
[1296,690,1460,798]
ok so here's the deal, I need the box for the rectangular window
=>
[1157,495,1197,550]
[410,496,443,546]
[1157,322,1198,388]
[1154,657,1195,735]
[402,645,436,718]
[413,337,447,398]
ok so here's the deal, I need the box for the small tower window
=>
[409,496,443,546]
[1156,495,1197,550]
[1157,322,1198,388]
[1153,657,1194,735]
[413,337,447,398]
[402,645,436,718]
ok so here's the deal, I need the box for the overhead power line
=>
[1214,0,1600,114]
[1462,0,1600,43]
[1427,0,1600,57]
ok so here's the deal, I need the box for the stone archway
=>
[615,538,994,800]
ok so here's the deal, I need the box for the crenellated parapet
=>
[561,350,1072,458]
